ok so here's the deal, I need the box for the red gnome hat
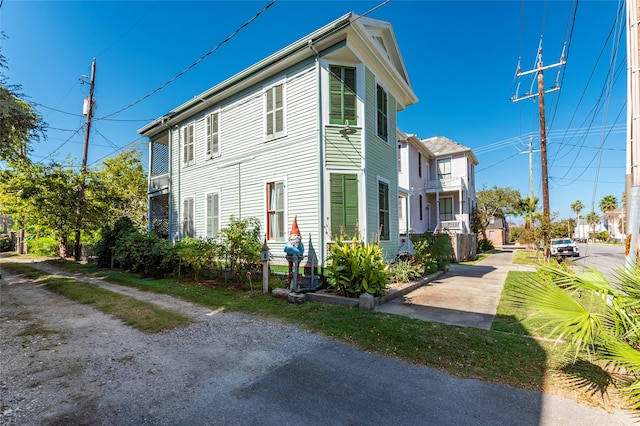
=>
[290,216,300,235]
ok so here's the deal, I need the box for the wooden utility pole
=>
[537,59,551,258]
[74,58,96,261]
[626,0,640,266]
[512,43,565,258]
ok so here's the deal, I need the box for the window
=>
[398,198,403,220]
[439,197,453,222]
[378,180,389,240]
[437,158,451,180]
[419,194,423,221]
[489,230,495,239]
[182,123,194,165]
[489,216,495,225]
[182,198,194,238]
[418,152,422,178]
[265,84,284,139]
[206,113,219,158]
[330,173,358,238]
[329,65,357,125]
[397,144,402,172]
[267,182,285,240]
[376,84,388,141]
[206,192,219,238]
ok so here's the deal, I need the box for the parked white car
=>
[550,238,580,257]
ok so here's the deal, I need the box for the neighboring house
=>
[397,132,478,260]
[604,208,626,242]
[397,132,478,235]
[485,216,509,246]
[574,217,606,240]
[139,13,418,266]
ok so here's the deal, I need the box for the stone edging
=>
[302,270,446,309]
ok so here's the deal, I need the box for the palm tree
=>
[570,200,584,239]
[586,211,599,242]
[599,195,618,241]
[510,261,640,409]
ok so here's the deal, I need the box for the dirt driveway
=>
[0,261,635,426]
[0,265,325,425]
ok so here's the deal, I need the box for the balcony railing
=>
[440,220,461,230]
[425,176,464,193]
[149,174,169,194]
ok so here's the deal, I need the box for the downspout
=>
[309,39,325,270]
[147,139,153,234]
[174,125,181,243]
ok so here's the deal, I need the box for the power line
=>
[97,0,277,120]
[32,102,84,117]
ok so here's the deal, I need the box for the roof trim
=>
[139,13,354,138]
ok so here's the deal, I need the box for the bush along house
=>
[139,12,418,274]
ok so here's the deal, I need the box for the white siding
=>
[167,58,322,252]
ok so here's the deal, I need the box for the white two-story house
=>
[397,132,478,260]
[139,13,418,267]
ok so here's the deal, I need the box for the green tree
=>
[510,262,640,409]
[93,147,148,231]
[0,162,83,256]
[476,186,521,240]
[599,195,618,241]
[586,211,600,241]
[0,41,46,165]
[570,200,584,239]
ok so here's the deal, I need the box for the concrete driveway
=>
[376,249,535,329]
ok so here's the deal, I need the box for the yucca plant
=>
[325,238,388,297]
[509,261,640,410]
[388,260,422,283]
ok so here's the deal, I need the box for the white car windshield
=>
[552,239,572,245]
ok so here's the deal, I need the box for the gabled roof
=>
[421,136,478,165]
[139,13,417,139]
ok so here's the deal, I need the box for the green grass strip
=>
[26,260,556,391]
[2,263,194,333]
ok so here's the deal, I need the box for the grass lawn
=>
[1,258,631,412]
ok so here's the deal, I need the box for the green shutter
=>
[329,65,357,125]
[330,173,358,238]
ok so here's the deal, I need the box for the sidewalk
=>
[375,249,535,329]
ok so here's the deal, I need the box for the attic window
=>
[374,36,387,53]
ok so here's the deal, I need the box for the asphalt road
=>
[572,242,626,278]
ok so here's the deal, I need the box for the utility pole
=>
[626,0,640,267]
[512,42,566,258]
[74,58,96,261]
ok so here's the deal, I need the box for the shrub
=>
[217,217,262,280]
[114,231,171,277]
[412,233,452,274]
[94,217,138,268]
[170,237,219,280]
[25,235,58,256]
[478,238,494,253]
[0,236,10,252]
[325,238,388,297]
[388,260,422,283]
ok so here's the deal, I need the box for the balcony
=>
[149,174,169,194]
[425,176,464,193]
[149,138,169,194]
[440,220,461,231]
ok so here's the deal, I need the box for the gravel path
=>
[0,264,325,425]
[0,260,635,426]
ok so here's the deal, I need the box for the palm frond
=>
[509,271,606,356]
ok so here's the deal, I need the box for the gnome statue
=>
[284,216,304,290]
[284,216,304,256]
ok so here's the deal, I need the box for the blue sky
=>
[1,0,626,220]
